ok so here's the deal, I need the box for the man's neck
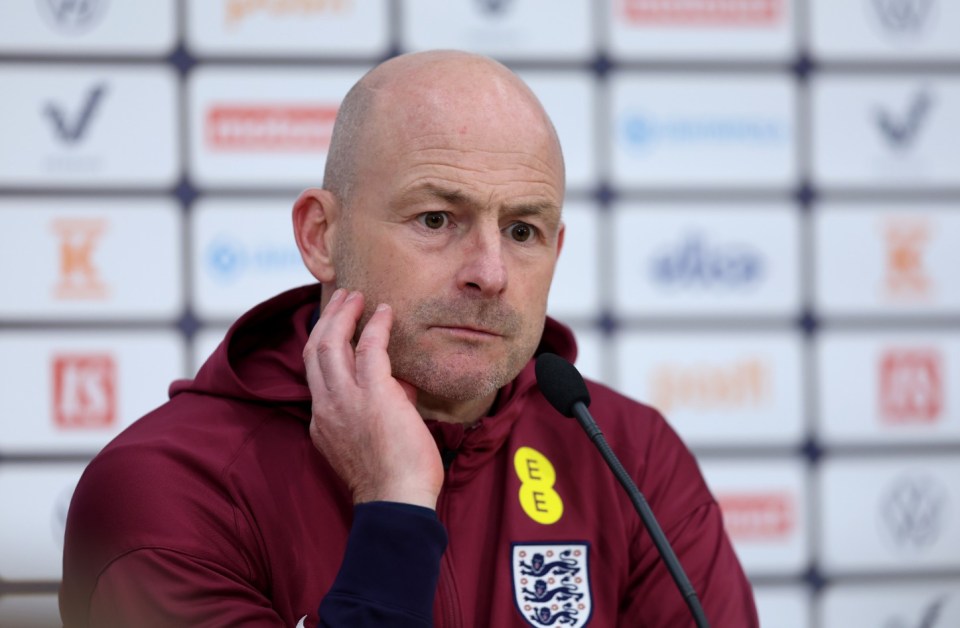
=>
[415,389,498,425]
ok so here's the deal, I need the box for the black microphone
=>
[535,352,710,628]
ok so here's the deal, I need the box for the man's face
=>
[331,76,564,404]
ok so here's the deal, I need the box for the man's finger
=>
[306,289,361,392]
[302,289,345,397]
[354,303,394,389]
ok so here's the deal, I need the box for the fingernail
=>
[376,303,389,312]
[330,288,344,302]
[346,291,361,302]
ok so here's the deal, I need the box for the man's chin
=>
[391,351,509,402]
[401,366,504,402]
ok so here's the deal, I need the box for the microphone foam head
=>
[535,352,591,418]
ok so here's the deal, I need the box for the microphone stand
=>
[571,400,710,628]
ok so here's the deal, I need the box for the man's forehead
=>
[362,55,557,142]
[340,52,567,202]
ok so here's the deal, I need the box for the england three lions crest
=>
[511,542,592,627]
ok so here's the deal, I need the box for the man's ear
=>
[292,188,340,283]
[555,221,565,260]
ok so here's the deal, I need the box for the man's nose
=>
[456,225,508,297]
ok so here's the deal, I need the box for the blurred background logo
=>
[206,237,302,283]
[650,233,763,290]
[878,474,948,551]
[52,353,116,429]
[43,83,107,145]
[37,0,109,34]
[875,88,935,150]
[869,0,936,38]
[51,217,108,300]
[879,349,943,423]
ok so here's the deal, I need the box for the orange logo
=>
[717,492,794,540]
[52,354,117,429]
[618,0,782,24]
[206,105,339,151]
[879,349,942,423]
[650,358,768,414]
[225,0,351,26]
[883,219,930,299]
[51,218,108,300]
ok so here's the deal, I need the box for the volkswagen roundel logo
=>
[37,0,110,35]
[878,474,948,552]
[474,0,515,15]
[867,0,937,39]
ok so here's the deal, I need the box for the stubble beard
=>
[333,236,541,402]
[385,297,539,402]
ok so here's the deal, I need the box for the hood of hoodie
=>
[172,284,579,422]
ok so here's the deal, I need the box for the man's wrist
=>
[353,485,439,510]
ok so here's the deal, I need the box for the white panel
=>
[614,332,805,447]
[0,0,176,55]
[0,464,87,581]
[0,198,183,320]
[0,331,185,454]
[188,66,369,188]
[814,204,960,316]
[810,0,960,61]
[611,203,800,317]
[812,76,960,188]
[547,202,601,320]
[0,65,179,188]
[817,331,960,445]
[0,594,61,628]
[193,327,230,376]
[517,71,597,191]
[610,74,796,188]
[401,0,593,60]
[753,585,811,628]
[818,456,960,573]
[819,581,960,628]
[607,0,796,61]
[186,0,388,57]
[567,325,605,386]
[701,459,809,576]
[191,198,315,320]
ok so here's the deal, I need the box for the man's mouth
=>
[431,324,503,338]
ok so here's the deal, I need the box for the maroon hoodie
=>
[60,284,758,627]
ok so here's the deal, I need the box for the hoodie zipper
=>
[436,460,464,628]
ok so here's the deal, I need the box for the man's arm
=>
[60,449,294,627]
[301,289,444,508]
[623,500,758,626]
[621,413,759,627]
[67,504,445,628]
[319,502,446,626]
[62,289,446,627]
[302,289,448,625]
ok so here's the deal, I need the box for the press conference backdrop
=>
[1,1,959,626]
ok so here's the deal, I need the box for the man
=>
[61,51,758,626]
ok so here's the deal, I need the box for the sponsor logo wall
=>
[1,1,958,625]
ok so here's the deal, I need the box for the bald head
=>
[322,51,565,210]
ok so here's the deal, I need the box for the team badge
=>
[511,543,592,627]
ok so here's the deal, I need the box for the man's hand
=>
[302,289,444,509]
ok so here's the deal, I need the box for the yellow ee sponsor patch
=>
[513,446,563,525]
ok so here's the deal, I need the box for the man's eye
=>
[419,212,448,229]
[509,222,533,242]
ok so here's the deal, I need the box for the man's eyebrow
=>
[503,201,561,220]
[400,183,471,207]
[402,183,561,219]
